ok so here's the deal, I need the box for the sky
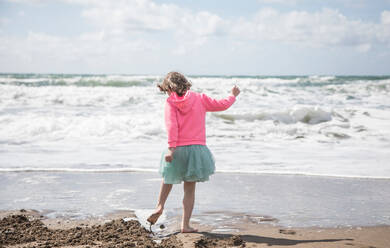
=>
[0,0,390,75]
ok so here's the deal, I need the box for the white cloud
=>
[71,1,390,54]
[382,10,390,25]
[257,0,368,8]
[78,1,387,52]
[74,0,227,55]
[6,0,225,41]
[79,0,225,41]
[0,17,10,26]
[0,18,10,34]
[258,0,302,5]
[230,8,388,52]
[356,43,371,53]
[81,0,180,32]
[6,0,49,5]
[0,30,159,69]
[6,0,389,52]
[378,10,390,45]
[2,0,390,73]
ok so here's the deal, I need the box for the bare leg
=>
[181,181,198,232]
[148,180,172,224]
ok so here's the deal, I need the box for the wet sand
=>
[2,172,390,228]
[1,209,389,248]
[1,172,390,247]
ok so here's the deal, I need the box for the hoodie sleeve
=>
[201,93,236,112]
[165,100,178,148]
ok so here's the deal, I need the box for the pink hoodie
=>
[165,90,236,147]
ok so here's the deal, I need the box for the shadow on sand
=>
[194,231,354,246]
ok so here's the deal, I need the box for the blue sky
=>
[1,0,390,75]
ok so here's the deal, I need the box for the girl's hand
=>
[231,85,240,97]
[165,147,175,162]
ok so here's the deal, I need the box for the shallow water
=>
[0,172,389,228]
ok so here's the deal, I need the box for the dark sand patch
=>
[194,235,245,248]
[0,213,181,248]
[0,211,248,248]
[1,210,390,248]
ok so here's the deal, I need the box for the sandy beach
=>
[1,209,389,248]
[1,172,390,247]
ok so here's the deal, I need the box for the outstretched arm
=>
[201,85,240,112]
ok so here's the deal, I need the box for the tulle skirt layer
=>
[159,145,215,184]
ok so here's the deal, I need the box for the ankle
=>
[155,205,164,213]
[181,226,198,233]
[181,223,190,229]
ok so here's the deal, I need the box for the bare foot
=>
[181,227,198,233]
[147,208,163,225]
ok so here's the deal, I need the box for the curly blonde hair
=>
[157,72,192,96]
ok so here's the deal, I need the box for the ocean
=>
[1,73,390,227]
[1,73,389,178]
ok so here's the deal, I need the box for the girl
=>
[147,72,240,233]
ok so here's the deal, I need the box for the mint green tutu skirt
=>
[159,145,215,184]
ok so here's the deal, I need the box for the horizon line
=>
[1,72,390,77]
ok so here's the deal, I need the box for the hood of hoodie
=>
[167,90,196,113]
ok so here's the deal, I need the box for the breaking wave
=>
[1,73,390,178]
[214,107,333,124]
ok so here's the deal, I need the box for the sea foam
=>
[1,74,389,178]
